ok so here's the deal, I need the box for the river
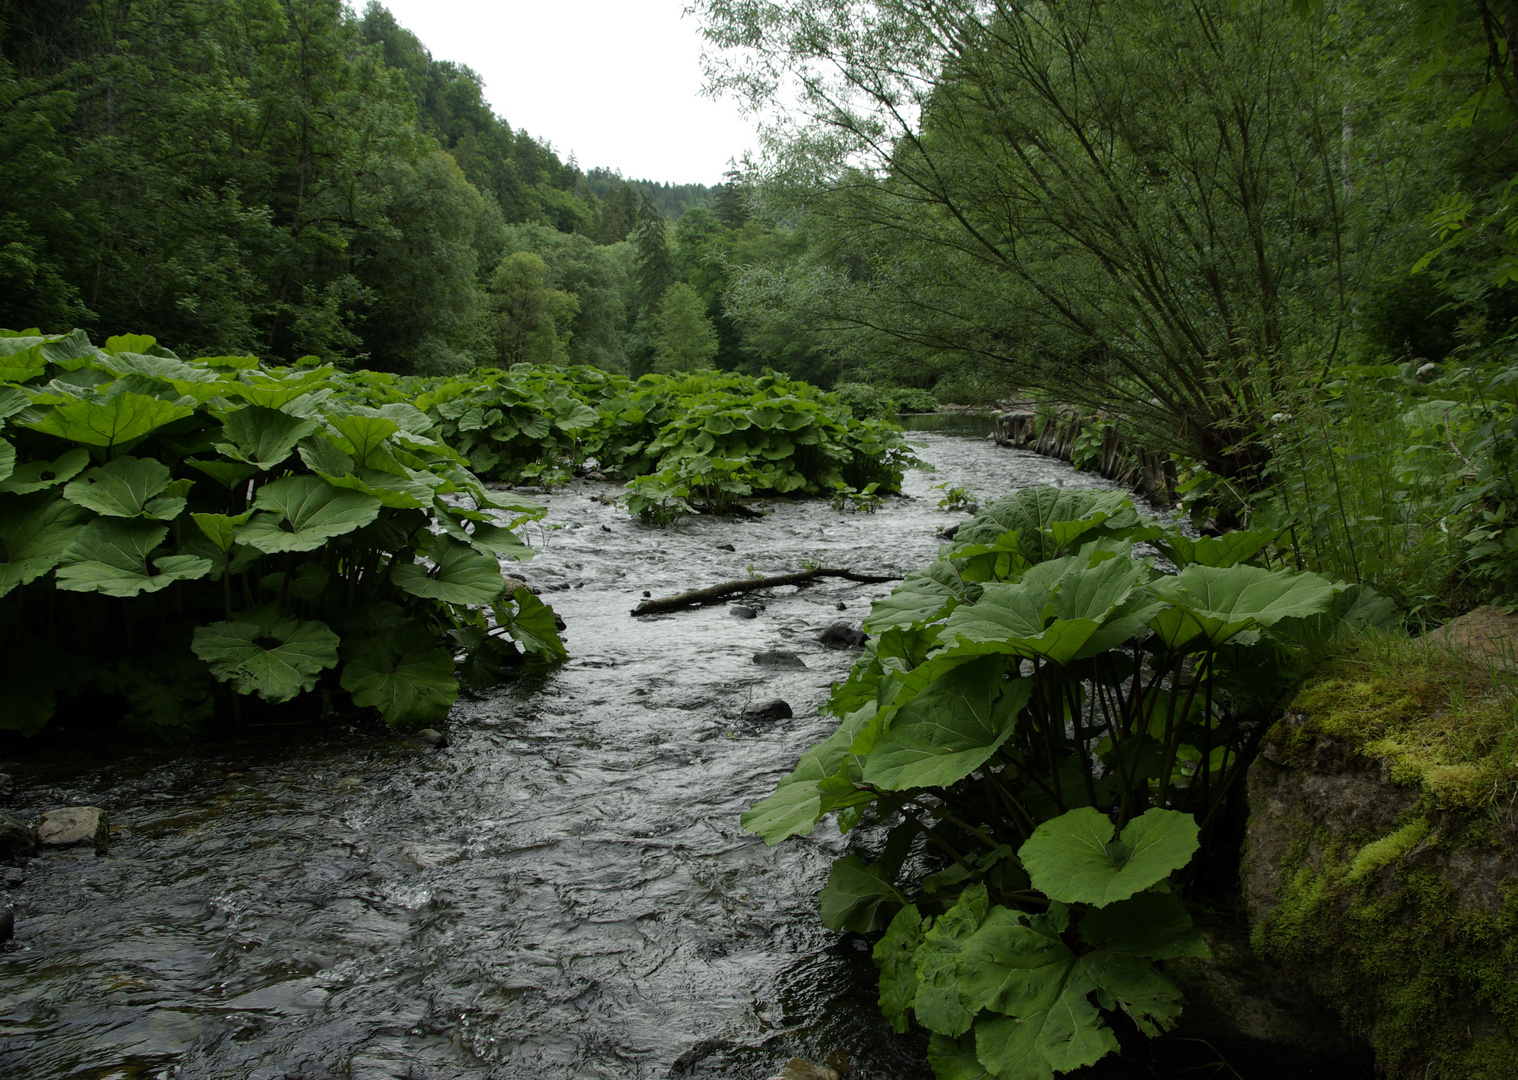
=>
[0,421,1138,1080]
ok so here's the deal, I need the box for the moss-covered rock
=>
[1245,632,1518,1079]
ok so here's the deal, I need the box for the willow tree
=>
[699,0,1373,480]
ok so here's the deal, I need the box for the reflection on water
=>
[0,436,1126,1080]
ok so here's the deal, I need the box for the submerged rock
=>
[37,807,109,854]
[414,728,448,749]
[730,604,758,619]
[753,650,806,668]
[740,699,793,723]
[0,907,12,944]
[0,813,34,861]
[816,623,866,649]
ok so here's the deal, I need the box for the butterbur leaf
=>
[0,494,90,595]
[55,519,212,596]
[0,440,13,484]
[865,560,973,632]
[1150,564,1340,647]
[1077,951,1184,1037]
[392,534,508,606]
[1077,891,1210,961]
[186,458,259,490]
[819,854,906,932]
[215,405,321,469]
[502,587,567,659]
[193,607,340,702]
[1152,528,1277,568]
[974,970,1116,1078]
[1019,807,1200,907]
[956,906,1076,1017]
[340,624,459,727]
[191,511,252,553]
[260,563,331,601]
[0,447,91,496]
[740,702,878,844]
[862,657,1032,791]
[62,455,177,518]
[237,475,382,553]
[328,413,400,468]
[927,1033,995,1080]
[875,904,924,1033]
[24,391,194,448]
[912,883,989,1037]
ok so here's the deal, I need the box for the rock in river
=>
[740,699,793,722]
[816,623,866,649]
[0,813,34,860]
[37,806,109,854]
[730,604,758,619]
[753,650,806,668]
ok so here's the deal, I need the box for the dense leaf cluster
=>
[0,329,565,737]
[335,365,927,520]
[744,487,1371,1078]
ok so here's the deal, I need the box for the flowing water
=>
[0,423,1134,1080]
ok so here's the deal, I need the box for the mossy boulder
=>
[1244,628,1518,1079]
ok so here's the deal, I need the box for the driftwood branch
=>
[631,567,899,616]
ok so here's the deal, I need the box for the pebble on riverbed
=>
[753,650,806,668]
[730,604,758,619]
[37,806,109,855]
[414,728,449,749]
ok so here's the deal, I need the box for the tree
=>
[697,0,1375,481]
[485,251,579,366]
[650,283,720,372]
[498,224,635,370]
[632,212,676,314]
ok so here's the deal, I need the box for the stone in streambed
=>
[414,728,448,749]
[730,604,758,619]
[753,650,806,668]
[767,1060,839,1080]
[0,813,34,860]
[716,543,736,552]
[38,807,109,854]
[0,773,13,801]
[817,623,867,649]
[741,699,793,723]
[0,907,12,944]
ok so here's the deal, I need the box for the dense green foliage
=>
[333,363,927,519]
[0,328,564,737]
[744,487,1368,1077]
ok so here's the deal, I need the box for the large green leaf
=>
[55,519,212,596]
[865,560,974,632]
[927,1034,995,1080]
[0,493,90,596]
[61,455,185,519]
[502,586,567,659]
[974,971,1115,1080]
[0,447,90,495]
[214,405,321,470]
[193,607,340,702]
[236,476,382,553]
[1152,528,1278,569]
[0,440,13,484]
[340,624,459,727]
[191,511,252,553]
[956,906,1077,1018]
[862,657,1032,791]
[391,533,507,605]
[329,413,401,469]
[956,488,1137,563]
[1077,891,1209,962]
[875,904,924,1033]
[1018,807,1200,907]
[819,854,907,932]
[740,702,877,844]
[23,391,194,448]
[913,883,989,1037]
[1149,564,1340,648]
[185,458,260,490]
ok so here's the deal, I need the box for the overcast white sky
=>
[370,0,760,186]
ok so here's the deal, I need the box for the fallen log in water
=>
[631,568,899,616]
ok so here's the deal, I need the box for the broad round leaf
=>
[391,534,507,605]
[0,494,90,596]
[214,405,321,470]
[236,476,382,554]
[55,519,212,597]
[1018,807,1200,908]
[0,447,90,495]
[61,455,176,518]
[340,628,459,727]
[193,609,340,703]
[23,391,194,448]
